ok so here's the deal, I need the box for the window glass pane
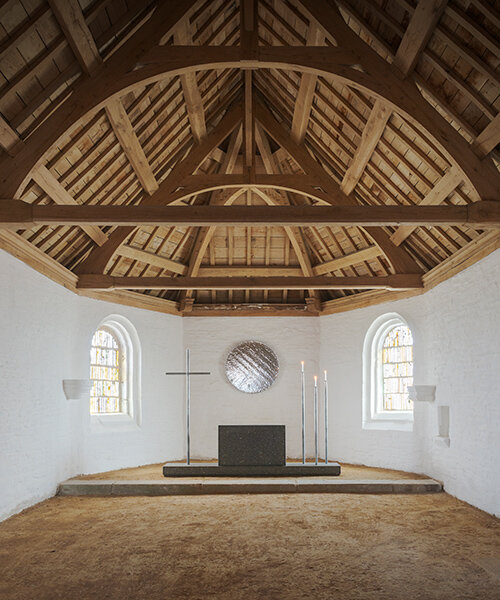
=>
[382,325,413,411]
[90,328,124,414]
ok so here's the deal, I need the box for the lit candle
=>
[314,375,318,465]
[301,361,306,464]
[324,370,329,465]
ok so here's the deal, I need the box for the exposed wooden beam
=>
[393,0,448,76]
[473,113,500,158]
[244,70,254,170]
[105,98,158,194]
[390,166,464,246]
[5,200,499,229]
[341,99,391,195]
[313,246,381,275]
[31,166,107,246]
[174,19,207,143]
[77,274,424,291]
[291,25,324,144]
[48,0,102,75]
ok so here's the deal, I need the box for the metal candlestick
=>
[314,375,318,465]
[185,349,190,464]
[324,370,329,465]
[301,361,306,464]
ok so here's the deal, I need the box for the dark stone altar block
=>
[218,425,285,466]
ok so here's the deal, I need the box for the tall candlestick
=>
[301,361,306,464]
[314,375,318,465]
[186,348,191,465]
[324,370,329,465]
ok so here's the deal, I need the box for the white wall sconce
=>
[62,379,92,401]
[408,385,436,403]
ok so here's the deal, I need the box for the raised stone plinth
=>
[163,462,341,477]
[59,477,443,496]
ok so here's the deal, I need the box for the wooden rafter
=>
[291,25,324,144]
[105,99,159,195]
[340,99,391,196]
[175,18,207,143]
[48,0,102,75]
[473,113,500,159]
[390,166,464,246]
[31,166,107,247]
[392,0,448,76]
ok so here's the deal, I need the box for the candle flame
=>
[314,375,318,384]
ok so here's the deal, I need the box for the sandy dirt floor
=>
[0,482,498,600]
[75,462,428,480]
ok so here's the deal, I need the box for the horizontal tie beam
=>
[1,201,499,229]
[77,274,423,291]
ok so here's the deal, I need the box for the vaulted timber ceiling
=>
[0,0,499,316]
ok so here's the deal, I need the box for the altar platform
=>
[59,477,442,496]
[59,463,443,496]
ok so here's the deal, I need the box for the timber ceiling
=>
[0,0,499,316]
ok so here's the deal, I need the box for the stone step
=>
[58,478,443,496]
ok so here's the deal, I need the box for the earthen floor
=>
[1,464,499,599]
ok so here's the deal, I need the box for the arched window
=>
[90,327,126,414]
[363,313,414,430]
[89,315,141,426]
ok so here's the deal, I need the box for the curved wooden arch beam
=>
[254,99,421,275]
[75,103,242,275]
[0,3,497,203]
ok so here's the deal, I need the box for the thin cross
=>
[165,349,210,464]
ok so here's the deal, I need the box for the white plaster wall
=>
[320,249,500,516]
[183,317,320,459]
[1,246,499,519]
[0,250,184,521]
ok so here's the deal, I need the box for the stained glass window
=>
[90,327,126,414]
[381,325,413,411]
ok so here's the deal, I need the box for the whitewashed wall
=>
[0,250,184,521]
[183,317,320,459]
[320,249,500,516]
[1,248,499,519]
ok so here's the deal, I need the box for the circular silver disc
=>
[225,341,279,394]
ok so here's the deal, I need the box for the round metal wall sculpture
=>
[225,341,279,394]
